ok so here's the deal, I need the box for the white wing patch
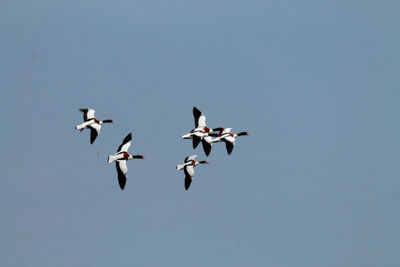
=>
[225,135,235,144]
[119,141,132,153]
[184,165,195,178]
[86,109,95,120]
[198,114,207,128]
[203,135,212,144]
[117,160,128,176]
[90,123,101,133]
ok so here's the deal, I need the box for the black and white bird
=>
[176,155,209,191]
[75,108,113,144]
[108,133,144,190]
[181,106,223,156]
[212,128,249,155]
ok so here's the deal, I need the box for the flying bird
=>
[176,155,209,190]
[212,128,249,155]
[75,108,113,144]
[108,133,144,190]
[181,106,223,156]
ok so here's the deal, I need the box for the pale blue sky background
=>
[1,1,399,266]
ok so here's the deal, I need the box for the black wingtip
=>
[202,139,211,156]
[185,176,192,191]
[226,142,234,155]
[193,106,202,116]
[192,136,201,149]
[118,177,126,190]
[90,128,98,144]
[116,162,127,190]
[123,133,132,143]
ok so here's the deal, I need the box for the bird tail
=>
[108,155,117,163]
[181,133,192,139]
[176,164,185,170]
[75,123,86,130]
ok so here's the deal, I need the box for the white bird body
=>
[176,155,209,190]
[75,108,113,144]
[107,152,135,163]
[108,133,144,190]
[212,128,248,155]
[181,127,210,141]
[181,107,223,156]
[75,119,95,130]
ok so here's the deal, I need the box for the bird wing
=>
[184,175,192,191]
[184,155,197,163]
[192,135,201,149]
[88,123,101,144]
[116,160,128,190]
[184,165,195,190]
[198,114,206,128]
[201,136,212,156]
[224,136,235,155]
[80,108,95,121]
[193,107,206,128]
[117,133,132,153]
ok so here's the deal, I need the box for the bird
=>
[75,108,113,144]
[176,155,209,190]
[212,128,249,155]
[107,133,144,190]
[181,106,223,156]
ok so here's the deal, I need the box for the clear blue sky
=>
[1,1,399,266]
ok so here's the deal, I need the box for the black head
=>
[238,131,248,136]
[199,160,209,164]
[103,120,114,123]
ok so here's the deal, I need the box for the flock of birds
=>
[75,107,248,190]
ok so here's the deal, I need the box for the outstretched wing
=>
[117,133,132,153]
[202,136,212,156]
[184,165,195,190]
[184,176,192,191]
[192,135,201,149]
[224,136,235,155]
[80,108,95,121]
[184,155,197,163]
[116,160,128,190]
[193,106,206,128]
[89,124,101,144]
